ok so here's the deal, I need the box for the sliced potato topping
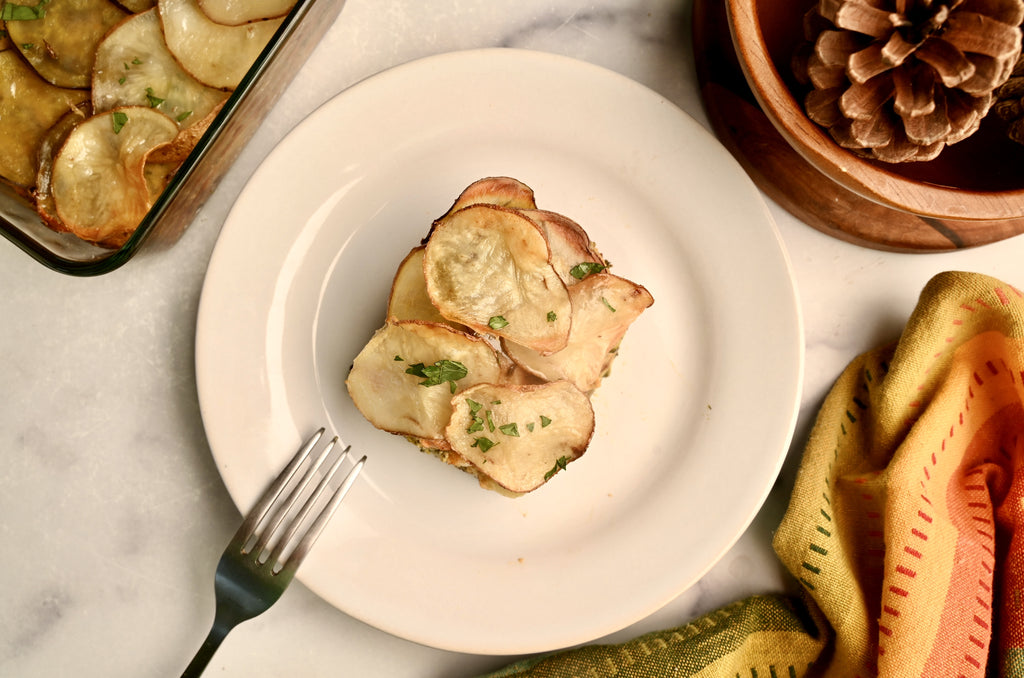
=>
[387,246,468,331]
[346,321,503,441]
[0,50,88,187]
[440,176,537,218]
[446,382,595,495]
[347,178,653,496]
[8,0,127,88]
[197,0,295,26]
[521,209,606,287]
[158,0,284,89]
[424,203,572,354]
[504,272,654,392]
[93,8,228,128]
[117,0,156,10]
[51,106,178,246]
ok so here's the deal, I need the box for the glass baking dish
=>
[1,0,347,276]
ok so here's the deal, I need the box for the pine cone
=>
[993,53,1024,142]
[794,0,1024,162]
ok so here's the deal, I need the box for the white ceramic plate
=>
[195,48,803,655]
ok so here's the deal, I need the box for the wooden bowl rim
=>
[725,0,1024,221]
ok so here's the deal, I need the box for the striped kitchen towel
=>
[480,271,1024,677]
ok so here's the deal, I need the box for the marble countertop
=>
[3,1,1024,676]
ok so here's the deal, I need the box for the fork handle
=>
[180,622,230,677]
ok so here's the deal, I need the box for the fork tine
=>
[250,434,337,558]
[231,427,325,551]
[275,453,367,578]
[265,438,348,569]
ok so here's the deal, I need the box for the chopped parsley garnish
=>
[394,355,404,361]
[405,359,467,394]
[111,111,128,134]
[145,87,164,108]
[546,311,557,322]
[132,57,142,65]
[488,315,509,330]
[20,42,33,49]
[465,399,485,433]
[570,261,606,280]
[485,409,496,432]
[540,415,552,428]
[544,456,570,481]
[176,110,193,122]
[601,297,616,312]
[498,423,519,437]
[472,437,498,453]
[526,422,535,433]
[1,0,50,21]
[118,76,127,85]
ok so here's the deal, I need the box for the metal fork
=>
[180,427,366,677]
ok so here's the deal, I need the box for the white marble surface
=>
[2,1,1024,676]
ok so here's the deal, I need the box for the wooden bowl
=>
[694,0,1024,251]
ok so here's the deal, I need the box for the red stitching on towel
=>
[883,605,900,617]
[879,624,893,637]
[966,654,981,669]
[889,585,909,597]
[969,635,985,649]
[995,288,1010,305]
[896,565,916,577]
[975,298,992,309]
[904,546,922,558]
[912,528,928,540]
[919,510,933,523]
[974,615,989,630]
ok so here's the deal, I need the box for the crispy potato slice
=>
[521,209,605,287]
[346,321,503,441]
[424,203,571,354]
[446,381,595,495]
[158,0,283,89]
[51,106,178,246]
[116,0,156,10]
[7,0,127,88]
[197,0,295,25]
[504,272,654,392]
[0,50,87,187]
[439,176,537,218]
[387,246,468,331]
[93,9,228,129]
[34,105,91,232]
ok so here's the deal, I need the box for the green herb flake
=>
[540,415,552,428]
[1,0,50,21]
[394,355,404,361]
[601,297,617,312]
[466,398,483,414]
[20,42,33,49]
[544,456,570,481]
[569,261,606,280]
[118,76,126,85]
[176,110,193,122]
[111,111,128,134]
[526,422,535,433]
[488,315,509,330]
[405,359,468,390]
[144,87,164,107]
[498,423,519,437]
[467,417,485,434]
[123,61,130,70]
[546,311,557,322]
[132,57,142,65]
[472,437,498,453]
[485,410,496,432]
